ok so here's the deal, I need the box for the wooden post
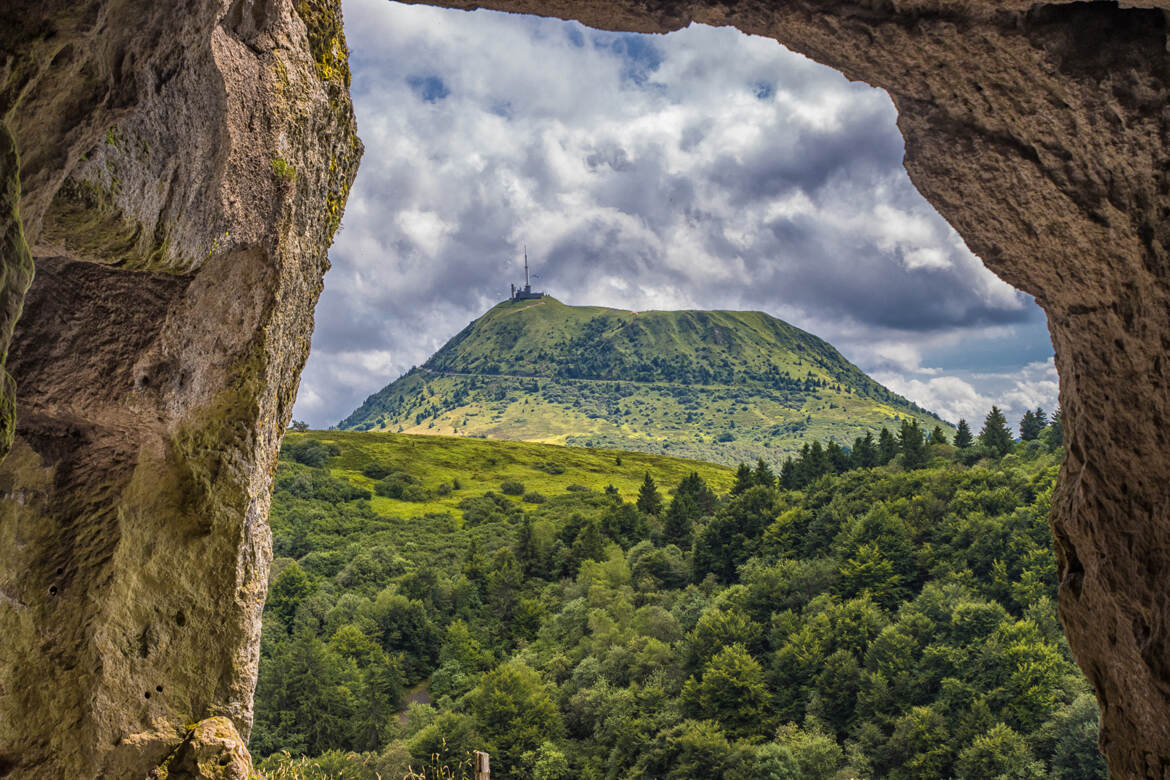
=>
[474,750,490,780]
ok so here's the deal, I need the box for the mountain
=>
[339,296,951,466]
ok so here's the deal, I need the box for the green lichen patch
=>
[270,157,296,182]
[293,0,351,88]
[41,177,188,273]
[170,342,268,527]
[0,124,37,460]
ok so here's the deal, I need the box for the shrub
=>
[376,472,429,501]
[534,461,566,475]
[362,462,393,479]
[501,480,525,496]
[523,492,546,504]
[566,484,589,492]
[281,439,340,468]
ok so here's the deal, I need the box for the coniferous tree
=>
[852,432,878,469]
[663,494,696,550]
[929,425,948,446]
[515,515,541,578]
[900,419,928,469]
[826,441,851,474]
[1020,407,1048,441]
[572,519,607,566]
[675,472,717,517]
[1018,409,1037,441]
[780,458,797,490]
[463,536,487,590]
[1041,408,1064,451]
[793,443,812,487]
[806,441,831,481]
[731,463,755,495]
[979,406,1014,455]
[877,428,899,464]
[954,419,974,449]
[753,459,777,489]
[636,472,663,516]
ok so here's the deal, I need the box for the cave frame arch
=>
[1,0,1168,776]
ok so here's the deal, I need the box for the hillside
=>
[254,425,1100,780]
[339,297,950,465]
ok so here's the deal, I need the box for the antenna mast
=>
[524,245,530,288]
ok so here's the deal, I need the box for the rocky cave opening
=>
[0,1,1168,777]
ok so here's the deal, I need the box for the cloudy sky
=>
[292,0,1059,429]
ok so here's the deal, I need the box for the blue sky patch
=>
[407,74,450,103]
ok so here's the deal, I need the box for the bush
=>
[362,462,393,479]
[566,484,589,492]
[501,480,525,496]
[523,492,546,504]
[376,472,429,501]
[534,461,566,475]
[281,439,340,468]
[434,482,453,497]
[275,469,370,503]
[459,492,522,525]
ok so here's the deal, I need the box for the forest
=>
[252,408,1102,779]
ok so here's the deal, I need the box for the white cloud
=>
[292,1,1051,427]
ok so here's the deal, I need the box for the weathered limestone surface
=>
[1,0,1169,777]
[0,0,359,776]
[411,3,1170,774]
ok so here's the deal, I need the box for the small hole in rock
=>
[55,567,63,575]
[48,586,57,596]
[144,692,151,699]
[156,685,163,693]
[175,611,186,627]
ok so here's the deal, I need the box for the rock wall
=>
[1,0,1169,776]
[0,0,359,776]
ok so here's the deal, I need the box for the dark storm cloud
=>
[291,0,1053,427]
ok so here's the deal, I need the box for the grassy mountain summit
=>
[340,296,950,465]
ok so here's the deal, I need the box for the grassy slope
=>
[287,430,735,522]
[341,297,951,466]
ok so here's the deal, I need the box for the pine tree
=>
[515,515,540,578]
[464,537,487,586]
[793,444,813,488]
[636,472,663,516]
[852,432,878,468]
[753,458,777,488]
[899,419,927,469]
[954,419,973,449]
[1042,408,1064,450]
[663,493,696,549]
[1020,407,1047,441]
[675,472,717,517]
[929,425,948,446]
[807,441,831,480]
[780,457,797,490]
[826,441,851,474]
[731,463,755,495]
[572,519,606,565]
[978,406,1014,456]
[877,428,899,464]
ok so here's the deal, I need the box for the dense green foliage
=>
[253,418,1101,780]
[339,297,950,465]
